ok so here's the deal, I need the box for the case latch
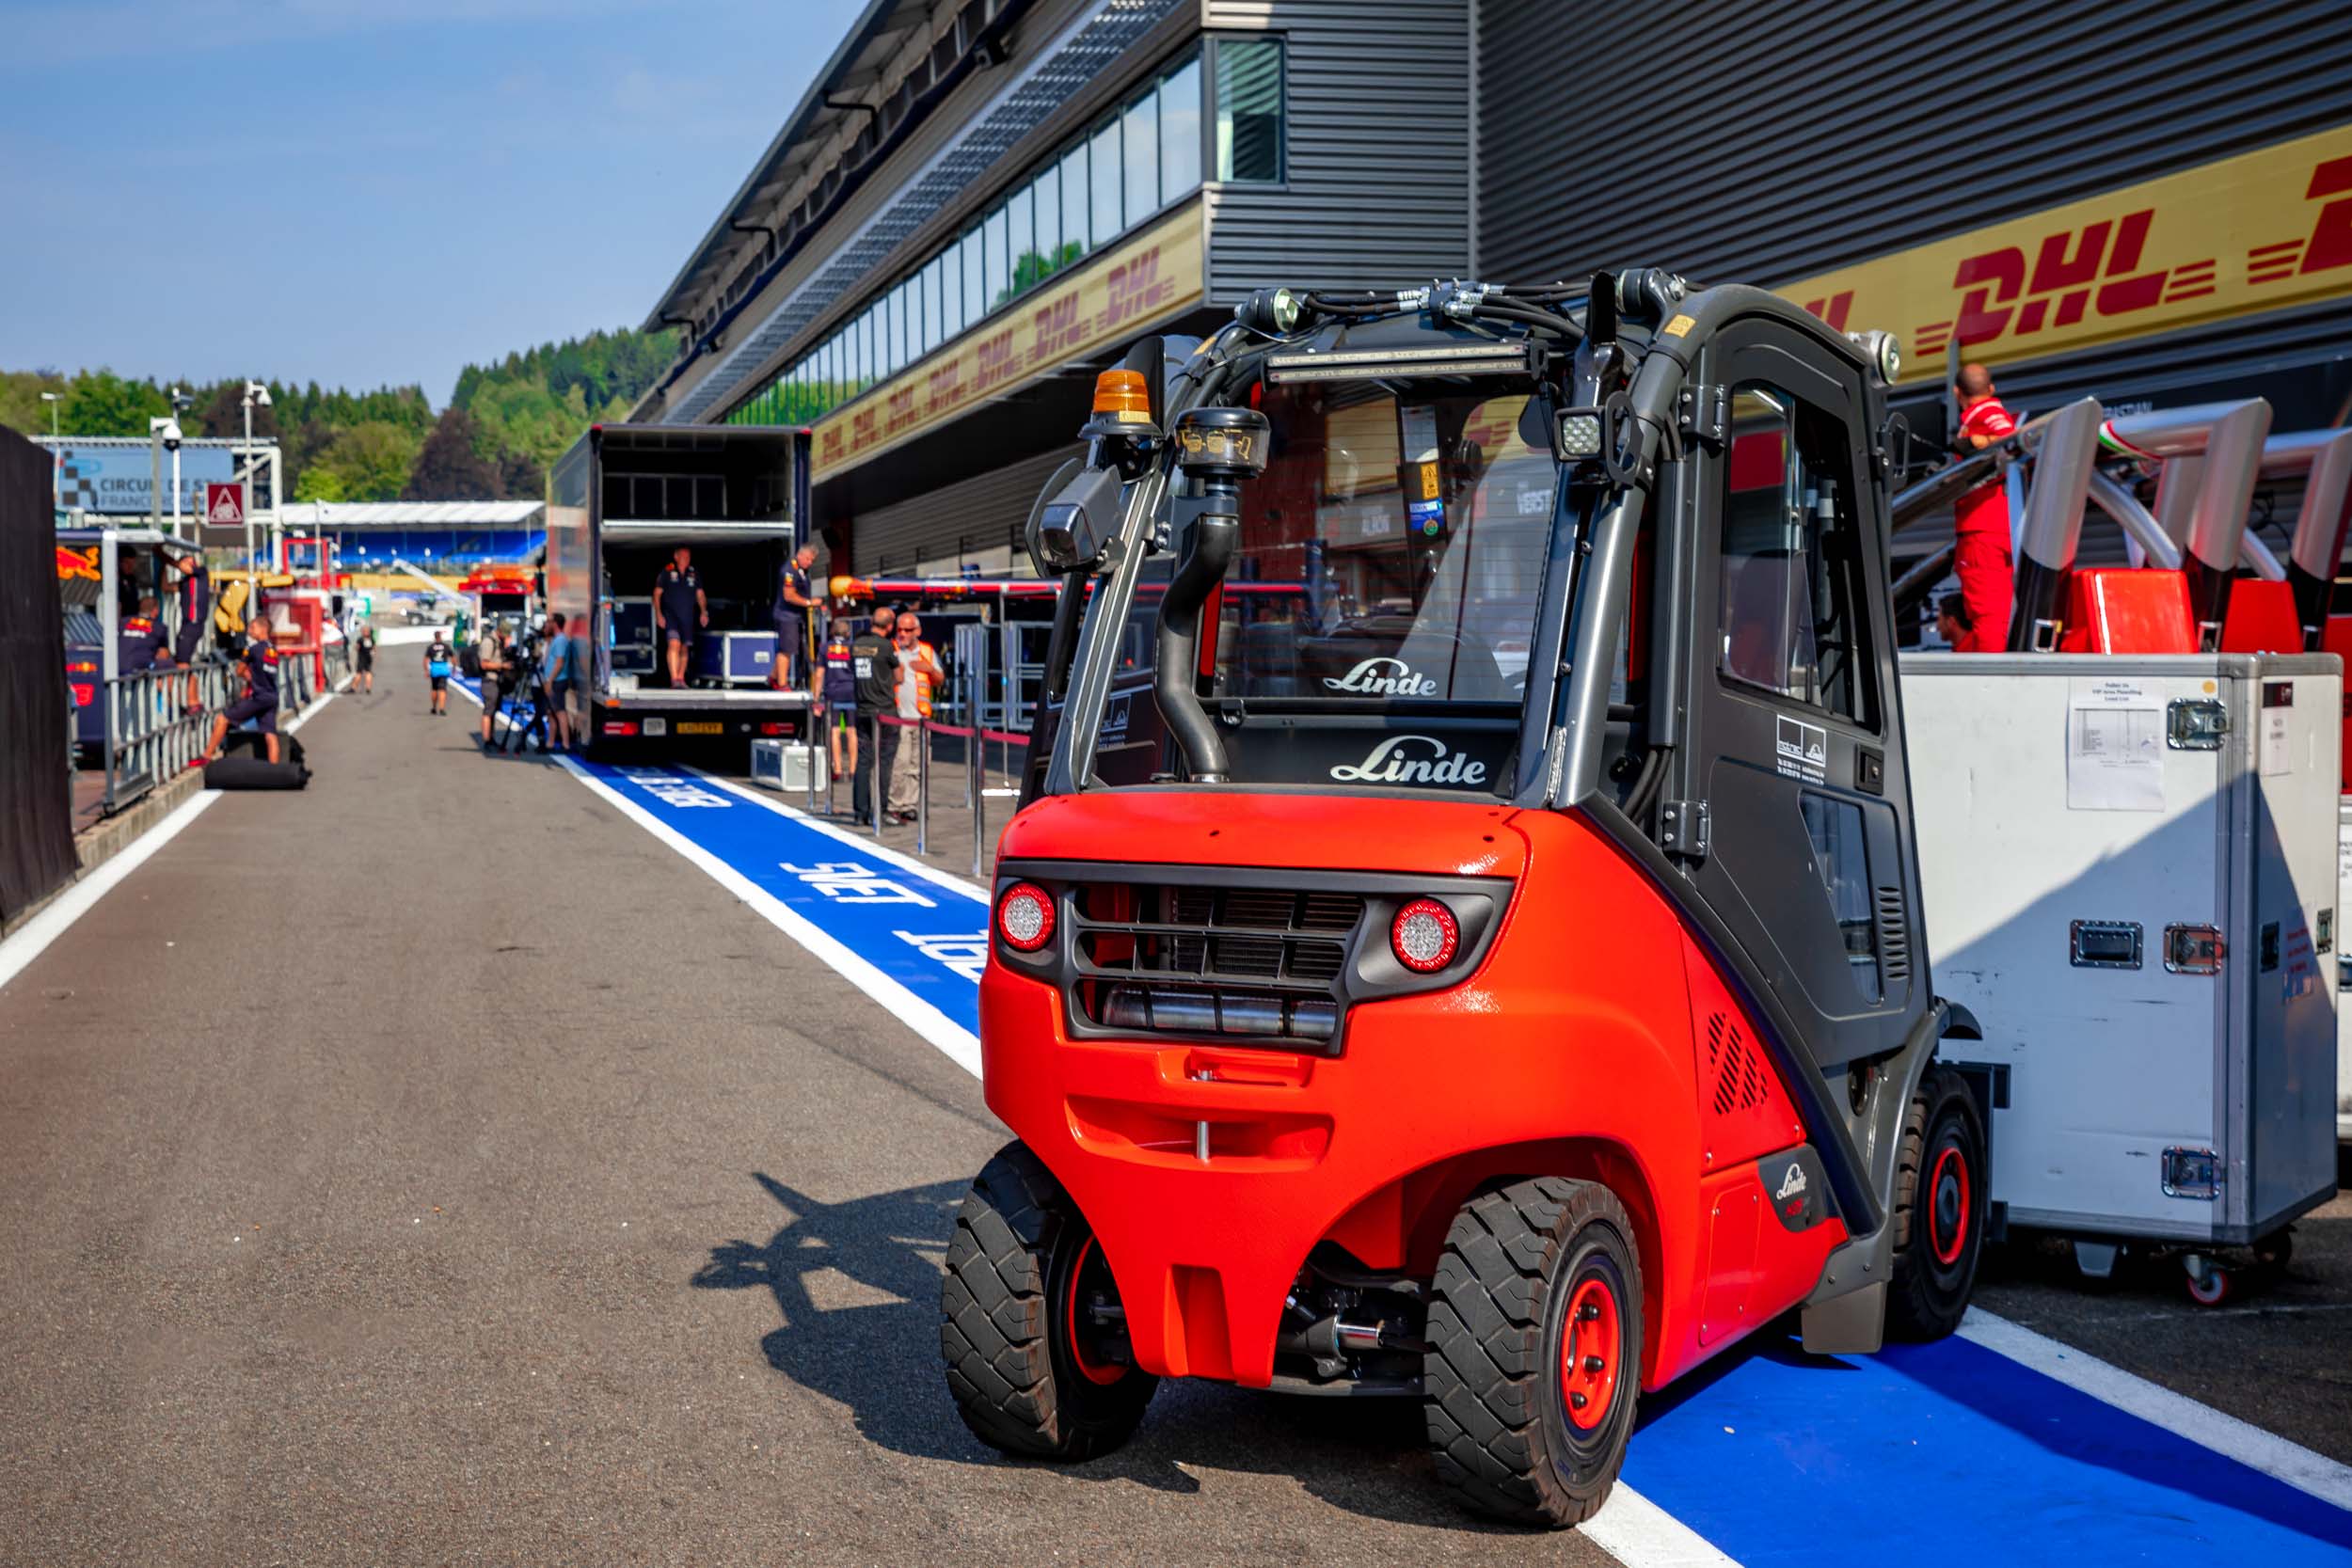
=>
[2167,699,2228,750]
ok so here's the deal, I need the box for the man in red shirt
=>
[1950,362,2018,652]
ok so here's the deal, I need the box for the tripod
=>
[501,681,554,754]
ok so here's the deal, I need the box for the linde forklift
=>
[942,274,1987,1527]
[1896,398,2345,1304]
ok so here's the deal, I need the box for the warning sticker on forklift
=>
[2068,679,2163,811]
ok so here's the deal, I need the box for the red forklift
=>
[943,275,1987,1527]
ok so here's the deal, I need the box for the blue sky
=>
[0,0,867,402]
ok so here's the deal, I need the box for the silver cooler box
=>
[751,738,827,793]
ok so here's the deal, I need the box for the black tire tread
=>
[1885,1067,1985,1341]
[939,1140,1152,1459]
[1424,1177,1637,1528]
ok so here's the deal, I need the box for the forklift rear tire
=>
[1424,1177,1643,1528]
[1886,1067,1988,1340]
[941,1140,1156,1460]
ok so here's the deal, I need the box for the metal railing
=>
[98,656,238,815]
[865,709,1029,877]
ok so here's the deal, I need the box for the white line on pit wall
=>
[1959,1307,2352,1511]
[0,689,339,997]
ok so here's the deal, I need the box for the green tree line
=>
[1,325,677,506]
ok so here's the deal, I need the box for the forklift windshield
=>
[1213,382,1552,706]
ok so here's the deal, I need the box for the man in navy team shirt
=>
[203,614,282,765]
[162,547,211,712]
[653,546,706,689]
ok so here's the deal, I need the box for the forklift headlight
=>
[1555,410,1605,460]
[996,881,1056,953]
[1391,898,1460,974]
[1847,329,1902,388]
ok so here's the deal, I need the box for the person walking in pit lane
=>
[423,629,454,716]
[354,621,376,695]
[203,615,281,766]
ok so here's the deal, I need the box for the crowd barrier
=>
[88,637,348,816]
[867,711,1029,877]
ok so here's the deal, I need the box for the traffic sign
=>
[205,483,244,527]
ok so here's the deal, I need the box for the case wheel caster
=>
[940,1140,1157,1459]
[2255,1228,2294,1274]
[1424,1176,1643,1528]
[2184,1256,2233,1307]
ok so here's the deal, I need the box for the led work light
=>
[1263,340,1539,386]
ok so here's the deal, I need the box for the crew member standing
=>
[850,604,901,827]
[1950,362,2019,653]
[204,615,281,765]
[162,547,211,711]
[773,543,819,690]
[821,618,858,793]
[654,546,706,689]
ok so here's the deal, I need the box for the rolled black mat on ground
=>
[207,730,311,789]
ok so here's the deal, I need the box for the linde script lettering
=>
[1327,735,1488,786]
[1323,657,1440,697]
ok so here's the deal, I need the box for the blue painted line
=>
[1623,1331,2352,1566]
[565,757,987,1036]
[546,741,2352,1564]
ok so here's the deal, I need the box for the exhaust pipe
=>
[2004,398,2104,651]
[1153,497,1238,784]
[2106,400,2275,649]
[2261,429,2352,648]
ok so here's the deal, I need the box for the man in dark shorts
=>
[821,617,857,789]
[850,603,900,826]
[162,547,210,711]
[654,546,706,689]
[476,626,512,751]
[542,610,583,752]
[773,542,819,689]
[423,630,454,715]
[204,615,281,765]
[353,622,376,694]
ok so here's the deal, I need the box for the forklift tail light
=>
[1391,898,1460,973]
[997,882,1056,952]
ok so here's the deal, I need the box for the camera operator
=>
[476,625,512,752]
[502,619,556,754]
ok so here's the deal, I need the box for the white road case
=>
[1903,652,2340,1258]
[2339,798,2352,1140]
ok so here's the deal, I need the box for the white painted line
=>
[552,755,982,1076]
[0,687,342,998]
[684,767,989,902]
[1960,1307,2352,1511]
[1583,1486,1741,1568]
[0,789,220,997]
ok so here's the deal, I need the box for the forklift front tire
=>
[1886,1067,1988,1340]
[941,1141,1156,1460]
[1425,1177,1644,1528]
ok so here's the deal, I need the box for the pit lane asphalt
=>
[0,689,1622,1566]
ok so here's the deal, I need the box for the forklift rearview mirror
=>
[1027,463,1123,575]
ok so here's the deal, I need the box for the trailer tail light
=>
[1391,898,1460,973]
[996,882,1056,953]
[605,720,641,737]
[757,721,789,736]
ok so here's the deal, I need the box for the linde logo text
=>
[1323,657,1439,697]
[1328,735,1488,786]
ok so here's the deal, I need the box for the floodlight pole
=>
[40,391,60,511]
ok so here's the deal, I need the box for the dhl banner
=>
[811,207,1206,482]
[1779,123,2352,381]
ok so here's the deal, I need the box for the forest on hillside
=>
[0,326,677,505]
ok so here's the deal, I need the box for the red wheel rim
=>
[1559,1276,1622,1433]
[1064,1237,1126,1386]
[1930,1144,1971,1267]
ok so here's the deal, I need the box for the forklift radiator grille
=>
[1875,887,1911,985]
[1068,883,1367,1049]
[1705,1012,1770,1117]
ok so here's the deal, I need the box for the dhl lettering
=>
[2248,153,2352,284]
[1029,294,1084,365]
[1097,248,1166,334]
[974,329,1020,392]
[1919,207,2192,358]
[808,210,1204,481]
[884,384,919,436]
[924,359,963,417]
[1800,291,1853,331]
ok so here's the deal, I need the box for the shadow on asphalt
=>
[691,1172,1533,1534]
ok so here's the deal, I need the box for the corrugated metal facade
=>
[1477,0,2352,292]
[1203,0,1471,299]
[850,447,1073,573]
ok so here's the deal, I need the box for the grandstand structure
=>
[277,500,546,575]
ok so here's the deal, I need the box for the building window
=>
[1004,183,1034,307]
[1215,38,1284,183]
[1057,142,1089,263]
[1089,119,1121,249]
[1121,87,1159,228]
[1026,167,1060,290]
[1160,57,1201,198]
[961,227,986,328]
